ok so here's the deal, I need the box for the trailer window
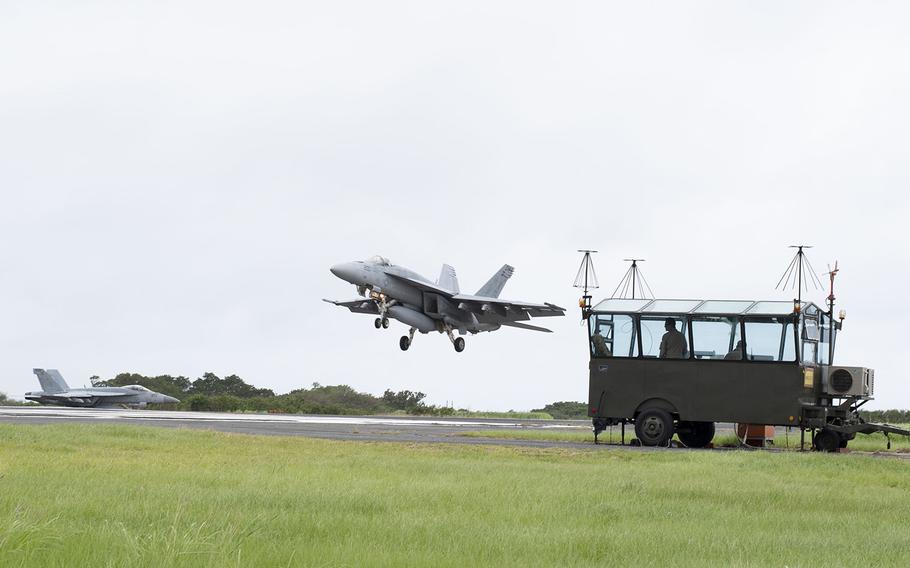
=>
[691,317,742,360]
[818,315,835,365]
[641,316,688,359]
[590,314,637,358]
[744,320,796,362]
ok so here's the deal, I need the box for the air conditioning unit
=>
[822,366,874,397]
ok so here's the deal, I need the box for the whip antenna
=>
[776,245,823,306]
[574,250,599,312]
[611,258,654,299]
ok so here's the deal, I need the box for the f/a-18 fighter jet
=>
[25,369,180,407]
[325,256,565,352]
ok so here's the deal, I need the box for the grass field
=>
[1,424,909,567]
[461,425,910,452]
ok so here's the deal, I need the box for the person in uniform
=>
[724,339,744,360]
[592,333,612,357]
[659,317,687,359]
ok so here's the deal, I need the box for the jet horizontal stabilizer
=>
[500,321,553,333]
[323,298,380,314]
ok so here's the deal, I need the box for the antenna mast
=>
[574,250,599,314]
[824,261,842,365]
[611,258,654,299]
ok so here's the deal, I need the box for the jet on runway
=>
[25,369,180,407]
[325,256,565,352]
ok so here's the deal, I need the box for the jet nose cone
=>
[330,262,359,283]
[162,395,180,404]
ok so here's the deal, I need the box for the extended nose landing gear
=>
[400,328,416,351]
[372,296,394,330]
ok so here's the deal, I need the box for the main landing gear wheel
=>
[399,336,410,351]
[813,428,840,452]
[634,408,675,447]
[677,421,715,448]
[453,337,465,353]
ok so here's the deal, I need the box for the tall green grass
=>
[1,424,908,567]
[462,425,910,452]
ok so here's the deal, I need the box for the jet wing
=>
[322,298,379,314]
[452,295,565,318]
[60,391,125,398]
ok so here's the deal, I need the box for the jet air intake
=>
[388,306,436,333]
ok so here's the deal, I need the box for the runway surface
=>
[4,406,902,458]
[0,406,601,448]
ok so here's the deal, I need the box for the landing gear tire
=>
[813,428,840,452]
[374,318,382,329]
[399,336,410,351]
[453,337,465,353]
[381,318,390,329]
[677,421,715,448]
[634,408,674,447]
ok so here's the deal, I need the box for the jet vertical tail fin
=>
[438,264,460,294]
[33,368,69,393]
[475,264,514,298]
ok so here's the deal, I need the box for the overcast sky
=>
[2,2,908,410]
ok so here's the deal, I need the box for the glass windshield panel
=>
[592,298,652,312]
[692,301,754,315]
[744,320,796,362]
[819,314,834,365]
[641,316,688,359]
[746,301,799,316]
[691,317,742,360]
[803,317,820,341]
[366,255,390,265]
[641,300,701,313]
[802,341,817,365]
[589,314,637,358]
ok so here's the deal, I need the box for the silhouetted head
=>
[664,317,676,331]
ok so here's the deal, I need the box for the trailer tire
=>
[813,428,840,452]
[677,421,715,448]
[635,408,674,447]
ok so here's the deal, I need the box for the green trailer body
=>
[584,297,909,450]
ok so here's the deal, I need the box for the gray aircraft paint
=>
[325,256,564,352]
[26,369,179,408]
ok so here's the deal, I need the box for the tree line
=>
[93,372,461,415]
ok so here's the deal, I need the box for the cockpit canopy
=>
[366,255,391,266]
[124,385,151,392]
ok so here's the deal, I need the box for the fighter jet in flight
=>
[25,369,180,407]
[325,256,565,352]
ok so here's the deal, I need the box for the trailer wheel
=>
[677,421,715,448]
[635,408,674,447]
[813,428,840,452]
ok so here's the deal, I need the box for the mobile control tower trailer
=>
[585,298,910,451]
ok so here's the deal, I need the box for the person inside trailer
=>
[724,339,745,360]
[592,333,612,357]
[659,317,687,359]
